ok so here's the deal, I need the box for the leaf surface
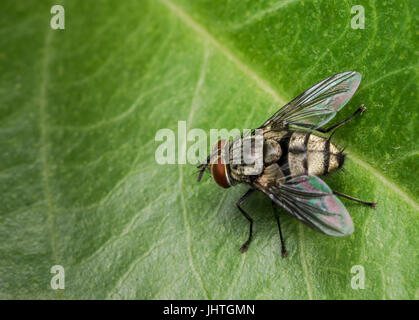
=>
[0,0,417,299]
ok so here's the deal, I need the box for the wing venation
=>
[255,175,354,236]
[260,71,361,130]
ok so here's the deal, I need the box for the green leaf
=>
[1,0,417,299]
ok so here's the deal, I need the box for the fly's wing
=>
[255,175,354,236]
[260,71,361,130]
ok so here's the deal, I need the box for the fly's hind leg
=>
[272,202,288,258]
[333,190,377,208]
[318,104,366,133]
[292,104,366,133]
[236,189,255,253]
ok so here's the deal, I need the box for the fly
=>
[197,71,376,257]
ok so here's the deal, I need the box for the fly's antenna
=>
[197,155,211,182]
[196,164,207,182]
[190,169,202,177]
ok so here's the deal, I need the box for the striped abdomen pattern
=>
[286,132,344,177]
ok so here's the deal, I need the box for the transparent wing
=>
[260,71,361,130]
[255,175,354,236]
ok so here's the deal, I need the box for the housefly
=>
[197,71,376,257]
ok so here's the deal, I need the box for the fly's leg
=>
[333,190,376,208]
[320,104,366,133]
[272,202,288,258]
[236,189,255,253]
[292,104,366,133]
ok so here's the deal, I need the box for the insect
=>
[197,71,376,257]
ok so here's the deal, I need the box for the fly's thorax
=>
[256,163,286,188]
[228,135,263,182]
[263,129,289,141]
[288,132,345,177]
[228,135,282,183]
[263,139,282,164]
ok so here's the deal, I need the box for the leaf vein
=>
[39,26,58,264]
[349,153,418,210]
[178,48,210,299]
[160,0,287,105]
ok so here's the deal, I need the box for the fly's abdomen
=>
[288,132,344,177]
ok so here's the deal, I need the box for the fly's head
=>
[197,139,232,189]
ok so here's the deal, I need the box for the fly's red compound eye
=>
[211,162,230,188]
[210,140,231,188]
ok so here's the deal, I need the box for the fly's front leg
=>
[333,190,377,208]
[292,104,366,133]
[236,189,255,253]
[272,202,288,258]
